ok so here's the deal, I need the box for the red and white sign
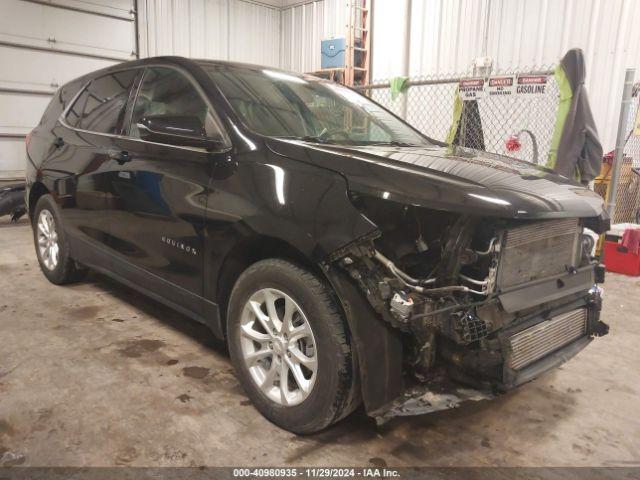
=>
[516,75,549,95]
[487,76,516,96]
[459,78,485,101]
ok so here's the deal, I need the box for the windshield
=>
[202,64,431,146]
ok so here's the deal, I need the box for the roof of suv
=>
[94,56,305,77]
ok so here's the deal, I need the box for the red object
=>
[602,150,614,165]
[604,240,640,276]
[622,228,640,255]
[505,136,521,152]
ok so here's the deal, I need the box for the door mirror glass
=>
[137,114,220,149]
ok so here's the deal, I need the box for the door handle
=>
[109,150,131,165]
[53,137,64,148]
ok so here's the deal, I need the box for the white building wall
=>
[138,0,281,67]
[371,0,640,151]
[280,0,345,72]
[280,0,640,150]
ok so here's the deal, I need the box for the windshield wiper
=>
[366,140,421,147]
[276,135,336,144]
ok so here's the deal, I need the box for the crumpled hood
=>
[267,139,606,220]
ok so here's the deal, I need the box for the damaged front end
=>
[326,194,609,422]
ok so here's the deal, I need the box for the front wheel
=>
[227,259,358,434]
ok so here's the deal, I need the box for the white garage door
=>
[0,0,137,180]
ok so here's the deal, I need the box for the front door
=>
[103,66,230,316]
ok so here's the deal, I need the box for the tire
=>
[227,258,358,434]
[32,194,86,285]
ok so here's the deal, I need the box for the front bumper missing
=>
[373,333,589,424]
[373,287,607,423]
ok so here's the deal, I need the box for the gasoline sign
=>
[516,75,549,95]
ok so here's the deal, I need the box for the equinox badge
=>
[161,236,197,256]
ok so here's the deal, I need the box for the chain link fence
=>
[605,87,640,224]
[592,80,640,225]
[358,65,557,165]
[358,67,640,226]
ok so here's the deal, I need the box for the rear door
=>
[55,68,141,252]
[103,65,230,312]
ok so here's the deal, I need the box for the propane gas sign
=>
[459,78,486,101]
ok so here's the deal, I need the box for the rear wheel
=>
[33,194,85,284]
[227,259,358,434]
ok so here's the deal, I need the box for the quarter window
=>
[129,67,224,141]
[65,70,138,134]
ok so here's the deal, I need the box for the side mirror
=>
[136,114,223,150]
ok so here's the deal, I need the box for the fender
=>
[203,147,378,305]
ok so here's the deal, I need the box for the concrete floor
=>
[1,217,639,468]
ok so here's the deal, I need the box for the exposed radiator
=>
[497,218,580,288]
[507,308,588,370]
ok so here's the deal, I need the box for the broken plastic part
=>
[374,383,494,424]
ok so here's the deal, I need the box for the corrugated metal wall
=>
[280,0,345,72]
[376,0,640,150]
[281,0,640,151]
[138,0,281,67]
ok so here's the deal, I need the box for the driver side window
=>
[129,67,223,141]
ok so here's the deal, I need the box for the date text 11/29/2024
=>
[233,468,400,478]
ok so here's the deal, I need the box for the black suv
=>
[26,56,609,433]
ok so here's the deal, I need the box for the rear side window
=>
[39,80,83,128]
[65,69,138,134]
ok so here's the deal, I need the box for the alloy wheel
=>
[239,288,318,406]
[37,209,59,271]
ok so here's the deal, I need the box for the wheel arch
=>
[214,234,325,335]
[28,182,50,221]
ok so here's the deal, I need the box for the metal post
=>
[481,0,492,57]
[133,0,140,59]
[606,68,636,220]
[400,0,412,119]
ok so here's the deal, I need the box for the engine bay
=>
[332,194,605,392]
